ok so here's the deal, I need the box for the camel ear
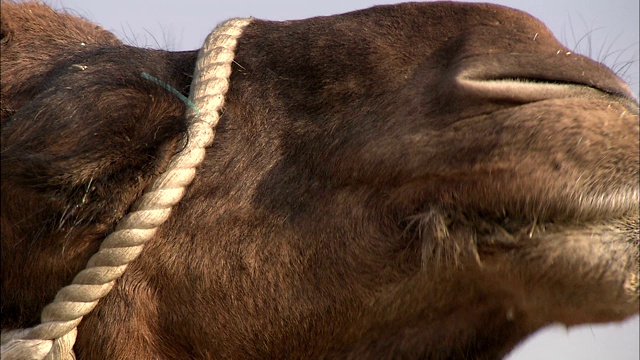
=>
[1,62,188,227]
[0,4,193,231]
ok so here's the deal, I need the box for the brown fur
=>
[1,1,638,359]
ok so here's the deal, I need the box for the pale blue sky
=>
[49,1,640,359]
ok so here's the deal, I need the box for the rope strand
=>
[1,17,252,360]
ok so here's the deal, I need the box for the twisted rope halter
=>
[1,17,252,360]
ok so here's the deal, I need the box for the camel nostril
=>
[453,54,638,104]
[455,77,613,103]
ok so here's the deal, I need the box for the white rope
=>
[1,17,252,360]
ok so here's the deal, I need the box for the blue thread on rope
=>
[141,72,199,114]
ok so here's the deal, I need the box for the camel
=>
[1,1,638,359]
